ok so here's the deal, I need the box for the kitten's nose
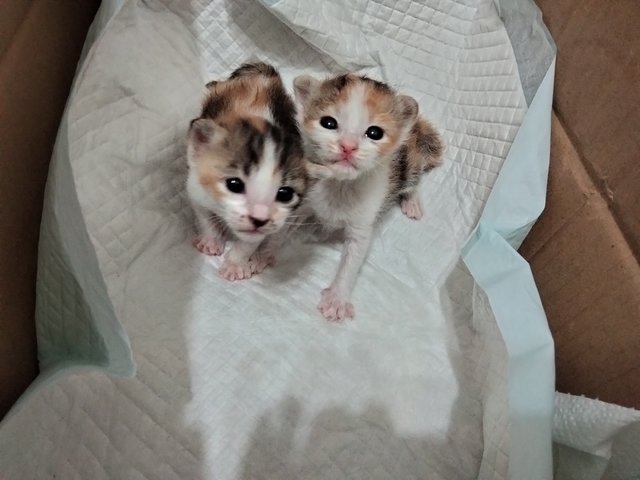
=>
[249,216,269,228]
[340,140,358,156]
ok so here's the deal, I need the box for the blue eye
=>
[276,187,295,203]
[320,116,338,130]
[365,126,384,140]
[225,178,245,193]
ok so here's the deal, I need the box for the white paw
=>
[193,236,226,256]
[247,253,275,275]
[219,261,254,281]
[318,288,355,321]
[400,196,423,220]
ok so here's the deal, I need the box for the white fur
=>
[246,137,278,212]
[308,165,389,229]
[340,83,368,143]
[308,162,390,321]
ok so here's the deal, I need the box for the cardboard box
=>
[521,0,640,409]
[0,0,638,417]
[0,0,100,416]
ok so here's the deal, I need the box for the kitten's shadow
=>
[262,235,342,286]
[261,243,316,285]
[257,218,345,285]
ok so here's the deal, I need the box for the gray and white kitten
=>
[293,73,443,321]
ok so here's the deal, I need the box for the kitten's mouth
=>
[334,157,357,169]
[237,228,264,236]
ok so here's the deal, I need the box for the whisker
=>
[284,221,324,226]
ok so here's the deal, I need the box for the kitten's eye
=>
[365,126,384,140]
[276,186,295,203]
[320,116,338,130]
[225,177,245,194]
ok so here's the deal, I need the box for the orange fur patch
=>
[196,157,227,200]
[204,76,274,125]
[242,115,269,134]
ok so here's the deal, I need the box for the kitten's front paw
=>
[318,288,355,321]
[219,261,254,281]
[248,253,275,275]
[306,161,333,179]
[400,196,423,220]
[193,236,226,255]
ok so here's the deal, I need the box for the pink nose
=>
[340,140,358,156]
[250,204,269,220]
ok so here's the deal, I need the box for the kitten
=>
[187,62,308,281]
[293,73,443,321]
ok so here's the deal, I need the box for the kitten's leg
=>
[318,225,372,321]
[235,241,276,278]
[193,209,226,255]
[219,222,297,281]
[219,240,263,281]
[400,190,423,220]
[245,232,284,274]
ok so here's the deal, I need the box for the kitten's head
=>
[187,116,307,242]
[293,74,419,181]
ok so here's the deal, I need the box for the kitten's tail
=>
[412,118,444,172]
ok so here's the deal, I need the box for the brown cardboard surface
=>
[525,0,640,409]
[0,0,99,417]
[535,0,640,259]
[0,0,33,61]
[521,116,640,409]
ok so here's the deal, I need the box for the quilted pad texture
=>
[0,0,545,478]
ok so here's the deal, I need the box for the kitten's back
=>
[202,62,299,142]
[192,62,305,180]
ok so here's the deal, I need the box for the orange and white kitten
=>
[294,73,443,321]
[187,63,308,281]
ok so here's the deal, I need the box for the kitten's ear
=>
[189,118,227,149]
[205,80,218,89]
[293,75,320,108]
[394,95,419,123]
